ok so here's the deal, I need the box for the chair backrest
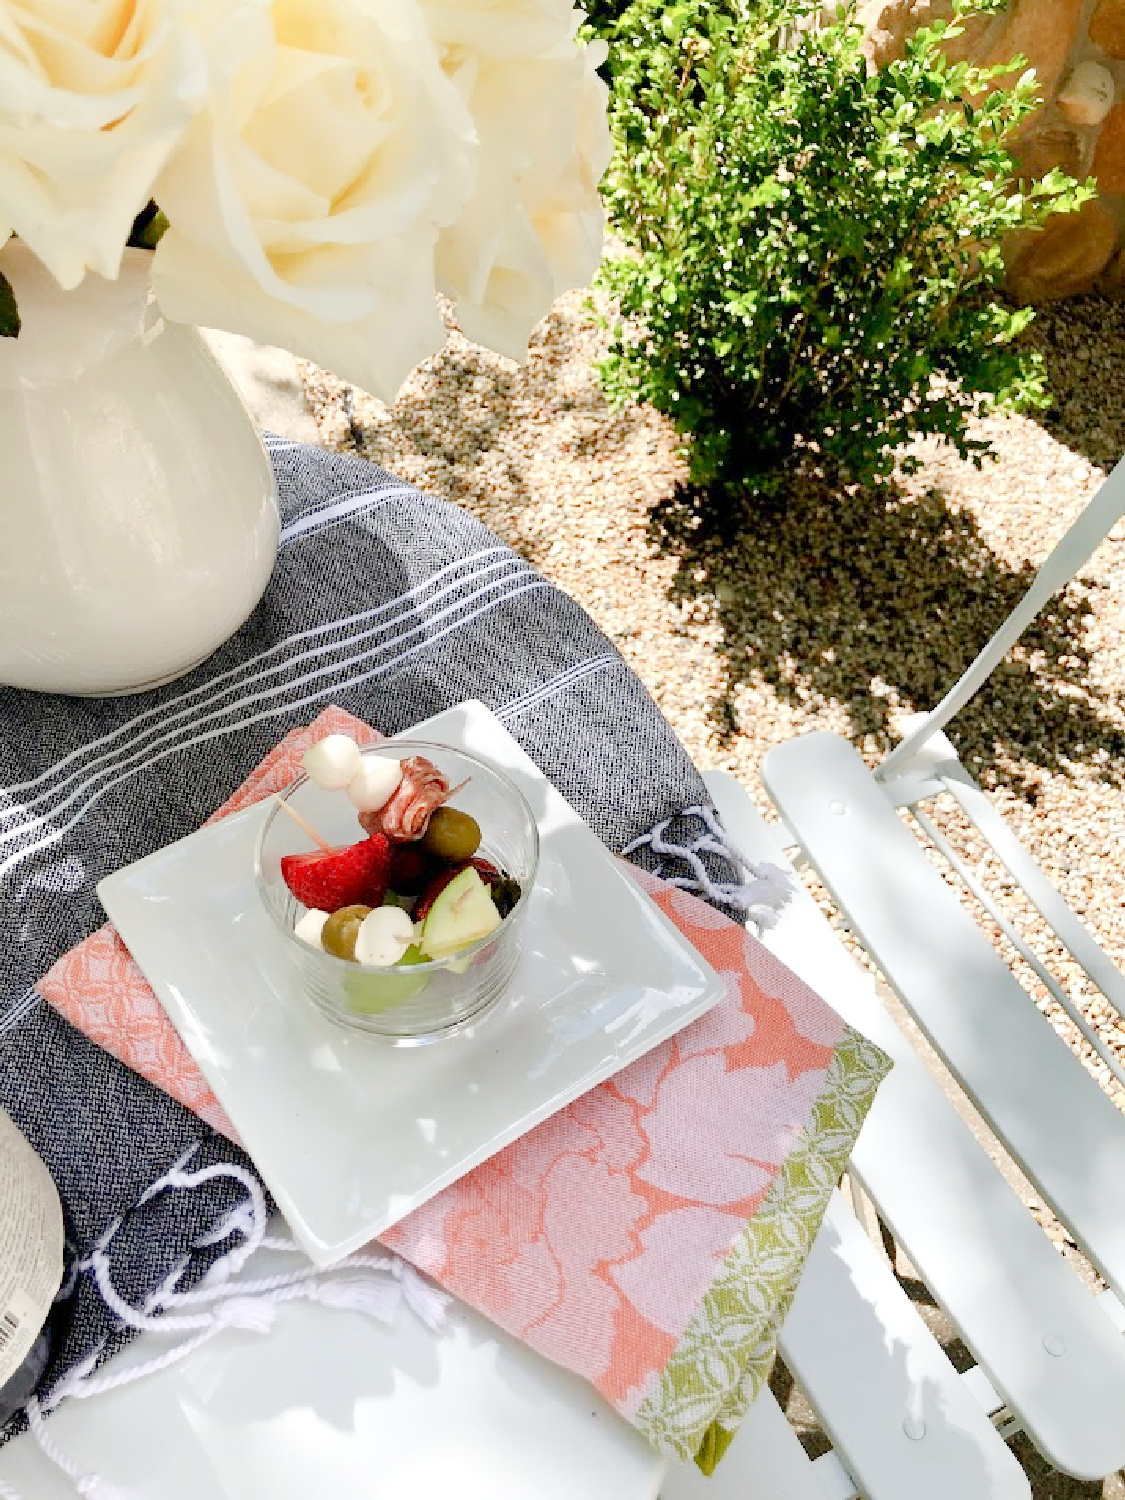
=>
[869,454,1125,1092]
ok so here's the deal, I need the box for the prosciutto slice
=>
[359,755,450,843]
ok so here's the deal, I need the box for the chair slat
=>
[707,765,1125,1482]
[658,1385,831,1500]
[761,731,1125,1277]
[940,770,1125,1022]
[782,1193,1031,1500]
[905,800,1125,1091]
[762,734,1125,1306]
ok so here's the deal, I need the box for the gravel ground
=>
[300,288,1125,1497]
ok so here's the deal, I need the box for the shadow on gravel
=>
[1025,295,1125,473]
[324,295,1125,800]
[648,472,1125,795]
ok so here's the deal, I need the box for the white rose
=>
[0,0,210,288]
[424,5,611,361]
[423,0,577,57]
[150,0,476,403]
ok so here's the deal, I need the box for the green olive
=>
[321,904,372,962]
[421,806,481,863]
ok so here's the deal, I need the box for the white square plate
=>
[98,701,723,1266]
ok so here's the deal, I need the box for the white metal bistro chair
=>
[670,454,1125,1495]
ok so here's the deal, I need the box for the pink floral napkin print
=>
[40,707,890,1471]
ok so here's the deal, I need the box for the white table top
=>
[0,1244,664,1500]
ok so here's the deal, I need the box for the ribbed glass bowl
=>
[255,741,539,1042]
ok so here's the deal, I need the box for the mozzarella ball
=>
[346,756,404,812]
[293,908,330,950]
[354,905,415,967]
[302,734,361,791]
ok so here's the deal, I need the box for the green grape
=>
[421,807,481,862]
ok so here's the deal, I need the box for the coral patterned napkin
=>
[40,708,890,1471]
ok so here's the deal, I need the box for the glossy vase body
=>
[0,243,279,696]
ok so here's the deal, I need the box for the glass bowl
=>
[255,740,539,1042]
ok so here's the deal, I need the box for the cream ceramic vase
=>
[0,242,279,696]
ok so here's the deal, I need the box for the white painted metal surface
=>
[660,1385,832,1500]
[0,1241,664,1500]
[759,733,1125,1480]
[710,462,1125,1488]
[661,1186,1033,1500]
[938,768,1125,1029]
[700,773,1035,1495]
[763,734,1125,1296]
[783,1192,1031,1499]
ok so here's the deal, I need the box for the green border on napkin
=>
[632,1025,892,1470]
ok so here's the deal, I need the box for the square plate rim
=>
[96,699,724,1262]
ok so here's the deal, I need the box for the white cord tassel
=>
[25,1397,145,1500]
[623,805,792,929]
[397,1262,453,1331]
[16,1159,446,1500]
[139,1158,268,1283]
[306,1276,402,1322]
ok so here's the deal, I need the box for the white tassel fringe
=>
[623,804,792,930]
[7,1147,446,1500]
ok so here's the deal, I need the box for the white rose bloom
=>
[423,0,577,57]
[150,0,476,403]
[0,0,210,288]
[425,4,611,362]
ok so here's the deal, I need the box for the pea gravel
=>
[298,289,1125,1117]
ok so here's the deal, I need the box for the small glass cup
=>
[255,741,539,1043]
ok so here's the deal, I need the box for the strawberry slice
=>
[281,832,391,912]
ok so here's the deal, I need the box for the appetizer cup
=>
[255,741,539,1042]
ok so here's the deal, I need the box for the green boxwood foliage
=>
[582,0,635,32]
[596,0,1092,507]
